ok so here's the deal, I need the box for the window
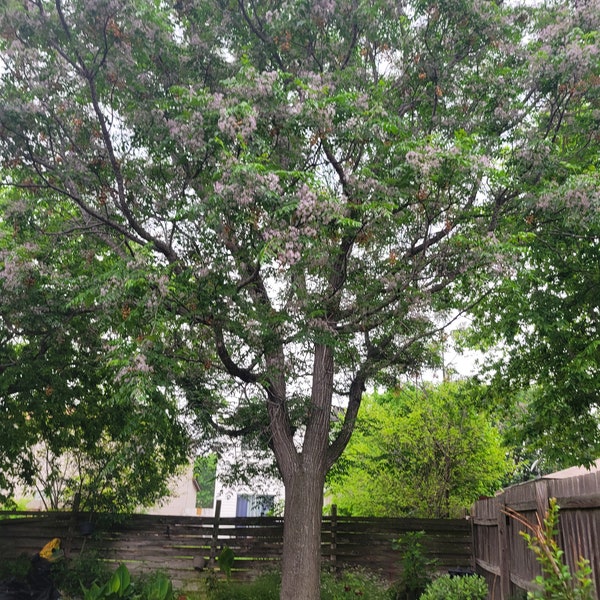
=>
[236,494,275,517]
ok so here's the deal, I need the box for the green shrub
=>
[53,550,114,596]
[419,574,488,600]
[0,555,31,581]
[78,563,174,600]
[390,531,436,600]
[217,546,235,581]
[321,568,390,599]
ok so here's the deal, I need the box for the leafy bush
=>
[0,555,31,581]
[53,550,114,595]
[389,531,436,600]
[419,574,488,600]
[217,546,235,581]
[321,568,390,599]
[79,563,174,600]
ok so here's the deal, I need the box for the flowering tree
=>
[1,0,599,597]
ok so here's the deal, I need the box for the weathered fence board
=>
[472,470,600,600]
[0,509,471,590]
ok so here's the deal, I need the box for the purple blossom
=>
[311,0,336,20]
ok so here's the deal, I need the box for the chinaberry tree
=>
[1,0,598,598]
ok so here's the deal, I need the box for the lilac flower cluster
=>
[261,183,337,266]
[115,351,153,383]
[405,146,443,177]
[536,175,600,227]
[0,244,40,292]
[530,0,600,86]
[213,169,282,209]
[311,0,337,20]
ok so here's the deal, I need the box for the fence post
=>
[330,504,338,572]
[209,499,222,567]
[535,479,550,521]
[498,497,511,600]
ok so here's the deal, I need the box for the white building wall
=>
[145,464,199,516]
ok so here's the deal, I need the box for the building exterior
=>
[147,450,285,517]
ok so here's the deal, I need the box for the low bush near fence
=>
[77,564,174,600]
[419,574,488,600]
[205,569,391,600]
[53,550,115,594]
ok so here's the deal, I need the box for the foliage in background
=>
[419,574,488,600]
[0,190,190,510]
[494,388,572,487]
[194,454,218,510]
[506,499,595,600]
[462,0,600,467]
[327,383,512,517]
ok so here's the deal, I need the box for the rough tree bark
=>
[274,343,336,600]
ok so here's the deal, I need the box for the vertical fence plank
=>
[209,499,222,567]
[535,479,549,522]
[497,498,511,600]
[329,504,337,572]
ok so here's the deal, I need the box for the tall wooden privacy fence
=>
[0,504,471,590]
[472,470,600,600]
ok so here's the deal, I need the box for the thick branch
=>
[213,323,261,385]
[326,371,366,470]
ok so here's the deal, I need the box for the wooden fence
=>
[472,470,600,600]
[0,504,472,591]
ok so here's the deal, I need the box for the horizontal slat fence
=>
[472,471,600,600]
[0,505,471,591]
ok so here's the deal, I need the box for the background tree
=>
[0,187,190,511]
[327,383,512,518]
[194,454,218,510]
[462,0,600,469]
[466,205,600,468]
[1,0,599,598]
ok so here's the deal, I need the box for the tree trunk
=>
[274,343,335,600]
[279,464,327,600]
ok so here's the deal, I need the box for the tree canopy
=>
[1,0,599,597]
[0,187,190,510]
[463,0,600,465]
